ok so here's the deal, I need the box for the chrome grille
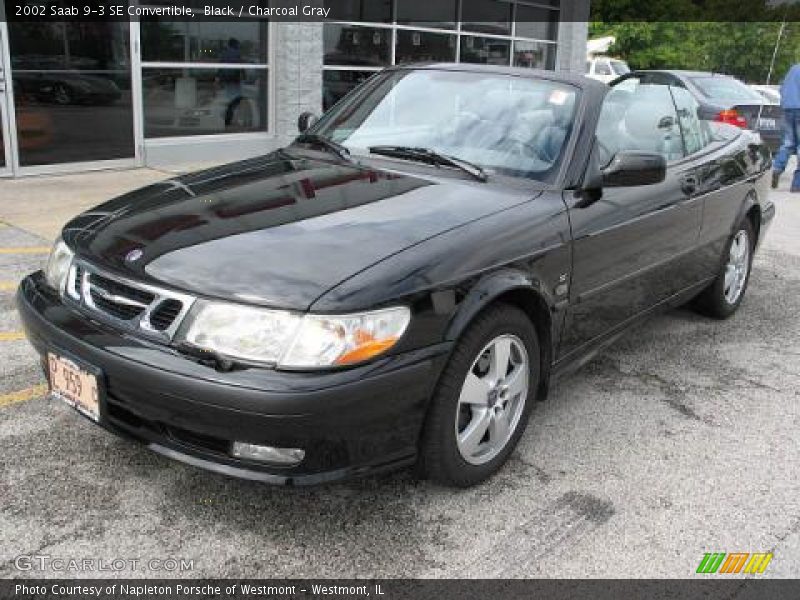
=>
[65,261,196,341]
[149,299,183,331]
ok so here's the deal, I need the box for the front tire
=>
[419,304,539,487]
[694,219,754,319]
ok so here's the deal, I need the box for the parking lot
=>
[1,172,799,579]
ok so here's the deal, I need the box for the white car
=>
[586,57,631,84]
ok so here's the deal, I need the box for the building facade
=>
[0,1,589,178]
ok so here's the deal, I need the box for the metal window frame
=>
[322,0,561,75]
[5,20,139,177]
[0,20,17,177]
[137,17,275,145]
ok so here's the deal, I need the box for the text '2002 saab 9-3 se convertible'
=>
[18,64,774,487]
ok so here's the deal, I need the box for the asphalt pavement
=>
[0,180,798,579]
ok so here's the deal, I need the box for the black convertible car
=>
[18,64,774,487]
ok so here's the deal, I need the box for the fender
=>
[442,268,561,401]
[734,190,758,230]
[444,268,557,342]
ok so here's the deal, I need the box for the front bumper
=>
[17,272,451,485]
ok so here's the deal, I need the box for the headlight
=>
[184,303,302,365]
[183,303,410,369]
[44,238,74,293]
[281,307,411,368]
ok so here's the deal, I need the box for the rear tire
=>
[419,304,539,487]
[693,219,754,319]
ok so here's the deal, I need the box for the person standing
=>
[772,63,800,190]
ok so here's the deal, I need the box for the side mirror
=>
[602,151,666,187]
[297,111,318,133]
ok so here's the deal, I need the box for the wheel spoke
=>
[489,338,512,383]
[733,243,742,263]
[458,407,491,456]
[504,365,528,402]
[460,371,490,406]
[724,265,735,291]
[488,411,511,443]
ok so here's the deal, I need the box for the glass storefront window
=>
[459,36,511,65]
[395,31,457,64]
[325,0,393,23]
[513,41,556,69]
[515,5,559,41]
[8,21,134,166]
[323,1,563,106]
[141,20,269,64]
[323,70,375,111]
[461,0,512,35]
[324,24,391,67]
[142,68,268,138]
[396,0,457,29]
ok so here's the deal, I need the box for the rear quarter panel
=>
[696,131,771,272]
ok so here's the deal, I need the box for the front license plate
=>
[48,353,100,422]
[758,118,777,130]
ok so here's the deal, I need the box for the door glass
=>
[670,86,713,155]
[597,80,684,167]
[7,20,134,167]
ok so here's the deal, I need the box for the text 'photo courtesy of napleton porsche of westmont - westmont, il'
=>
[1,0,800,596]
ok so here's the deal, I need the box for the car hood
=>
[63,151,539,310]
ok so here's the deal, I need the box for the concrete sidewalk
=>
[0,163,218,242]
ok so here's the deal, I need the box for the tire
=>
[693,219,755,319]
[419,303,540,487]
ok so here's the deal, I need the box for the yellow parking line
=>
[0,331,26,342]
[0,384,48,408]
[0,246,50,255]
[0,281,18,291]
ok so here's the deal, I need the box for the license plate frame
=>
[758,117,777,130]
[47,351,104,422]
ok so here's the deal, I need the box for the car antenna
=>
[757,15,787,124]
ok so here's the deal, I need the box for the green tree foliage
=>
[589,0,800,84]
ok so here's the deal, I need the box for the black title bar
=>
[3,0,800,22]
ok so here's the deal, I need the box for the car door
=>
[559,79,702,360]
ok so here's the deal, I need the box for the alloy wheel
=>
[455,334,529,465]
[724,229,750,305]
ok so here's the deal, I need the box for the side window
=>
[586,61,592,74]
[670,86,713,155]
[596,80,684,167]
[595,61,612,76]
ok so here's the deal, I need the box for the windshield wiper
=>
[294,133,352,162]
[368,145,488,182]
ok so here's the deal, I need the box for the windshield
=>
[691,76,765,103]
[313,69,580,182]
